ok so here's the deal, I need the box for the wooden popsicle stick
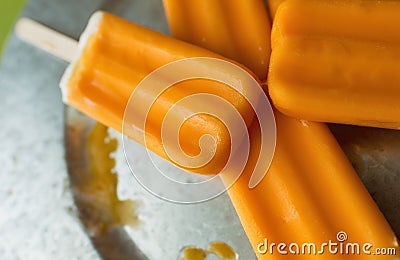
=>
[15,17,78,62]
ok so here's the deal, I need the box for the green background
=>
[0,0,26,56]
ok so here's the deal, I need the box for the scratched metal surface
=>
[0,0,399,259]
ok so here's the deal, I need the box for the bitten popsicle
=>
[268,0,400,129]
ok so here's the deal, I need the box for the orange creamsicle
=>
[230,115,399,259]
[163,0,399,258]
[268,0,400,129]
[60,12,257,174]
[163,0,271,81]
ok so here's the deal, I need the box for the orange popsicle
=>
[163,0,399,258]
[60,11,258,174]
[163,0,271,81]
[229,115,399,259]
[268,0,400,129]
